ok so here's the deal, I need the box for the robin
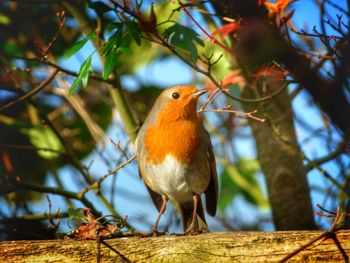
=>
[135,85,218,234]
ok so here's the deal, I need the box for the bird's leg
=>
[152,195,168,236]
[185,194,199,235]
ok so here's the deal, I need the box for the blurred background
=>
[0,0,349,240]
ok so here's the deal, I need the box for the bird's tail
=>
[178,197,209,232]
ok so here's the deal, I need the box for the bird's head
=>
[152,85,207,123]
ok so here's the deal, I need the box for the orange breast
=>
[144,119,201,164]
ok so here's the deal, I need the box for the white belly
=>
[143,155,208,203]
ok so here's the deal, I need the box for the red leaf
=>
[251,65,286,80]
[250,65,286,80]
[1,150,14,174]
[251,65,287,91]
[212,22,240,39]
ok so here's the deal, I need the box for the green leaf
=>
[103,46,119,80]
[1,42,24,57]
[68,208,85,220]
[68,53,94,95]
[102,27,123,56]
[219,159,268,212]
[65,33,95,60]
[119,43,132,55]
[163,23,204,62]
[20,126,63,159]
[102,27,124,80]
[67,208,85,229]
[219,168,241,212]
[0,12,10,25]
[124,20,141,46]
[88,1,112,14]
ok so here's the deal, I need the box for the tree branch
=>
[0,69,58,111]
[0,231,349,262]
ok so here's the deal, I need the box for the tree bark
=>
[241,86,316,230]
[1,230,349,262]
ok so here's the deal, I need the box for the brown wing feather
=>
[138,166,163,212]
[203,129,218,216]
[135,135,163,212]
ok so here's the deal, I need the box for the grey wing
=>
[135,132,164,212]
[202,128,218,217]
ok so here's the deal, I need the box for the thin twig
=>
[279,206,349,262]
[198,106,266,122]
[0,69,58,111]
[78,155,136,198]
[40,10,66,61]
[179,3,233,54]
[100,239,132,263]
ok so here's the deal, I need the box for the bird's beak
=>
[192,89,207,98]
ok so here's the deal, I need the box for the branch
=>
[0,53,115,85]
[0,212,69,224]
[0,69,59,111]
[1,231,349,262]
[0,180,98,213]
[78,155,136,198]
[198,106,266,122]
[40,10,66,61]
[306,140,349,171]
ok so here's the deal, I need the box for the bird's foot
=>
[183,225,202,236]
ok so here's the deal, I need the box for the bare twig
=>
[198,106,266,123]
[78,155,136,198]
[0,179,99,213]
[306,140,349,171]
[0,68,59,111]
[40,10,66,61]
[109,138,129,160]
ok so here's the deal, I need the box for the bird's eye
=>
[172,92,180,100]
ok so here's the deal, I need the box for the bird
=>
[135,85,218,234]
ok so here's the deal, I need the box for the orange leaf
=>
[212,22,240,39]
[265,0,292,18]
[222,70,246,86]
[205,70,246,95]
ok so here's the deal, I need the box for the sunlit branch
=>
[78,155,136,198]
[198,106,267,123]
[306,140,349,171]
[0,212,69,224]
[0,53,115,84]
[0,180,98,213]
